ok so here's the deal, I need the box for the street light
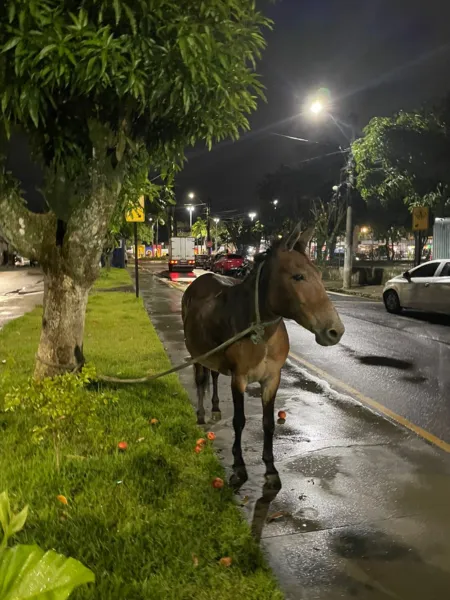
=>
[188,192,195,200]
[213,218,220,250]
[272,199,279,208]
[310,100,324,115]
[249,212,257,222]
[186,205,195,228]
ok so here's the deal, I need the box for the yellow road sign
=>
[412,207,429,231]
[137,245,146,259]
[125,195,145,222]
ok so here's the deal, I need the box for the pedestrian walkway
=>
[139,270,450,600]
[324,279,384,300]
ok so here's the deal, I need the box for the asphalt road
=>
[0,268,44,329]
[287,293,450,445]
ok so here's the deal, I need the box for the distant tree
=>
[222,218,263,253]
[0,0,270,377]
[191,218,208,245]
[365,193,410,261]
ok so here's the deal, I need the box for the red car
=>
[213,253,244,275]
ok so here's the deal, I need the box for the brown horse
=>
[182,228,344,488]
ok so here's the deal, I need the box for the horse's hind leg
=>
[194,364,210,425]
[211,371,221,421]
[230,375,248,488]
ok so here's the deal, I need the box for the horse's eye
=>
[292,274,305,282]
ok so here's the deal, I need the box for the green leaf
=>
[2,38,20,53]
[0,545,95,599]
[113,0,121,25]
[122,3,137,34]
[0,492,11,540]
[8,3,16,23]
[9,506,28,537]
[36,44,56,62]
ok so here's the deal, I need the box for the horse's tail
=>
[194,363,210,392]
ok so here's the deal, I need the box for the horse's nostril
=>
[328,329,339,340]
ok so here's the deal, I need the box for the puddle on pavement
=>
[357,356,414,370]
[249,484,323,541]
[287,454,343,481]
[283,363,324,394]
[332,529,419,562]
[402,374,428,384]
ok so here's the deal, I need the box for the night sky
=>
[175,0,450,217]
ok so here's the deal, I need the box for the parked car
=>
[383,259,450,315]
[213,253,245,276]
[195,254,209,269]
[14,256,31,267]
[209,252,226,271]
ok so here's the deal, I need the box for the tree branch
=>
[0,171,50,259]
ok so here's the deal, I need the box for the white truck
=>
[168,236,196,272]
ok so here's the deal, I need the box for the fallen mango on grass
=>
[212,477,224,489]
[196,438,206,447]
[150,418,159,425]
[207,432,216,441]
[278,410,286,420]
[118,441,128,451]
[219,557,232,567]
[195,445,203,454]
[56,495,68,505]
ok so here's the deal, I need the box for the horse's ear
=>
[298,226,315,249]
[282,223,302,251]
[288,225,315,253]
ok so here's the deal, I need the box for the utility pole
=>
[206,198,212,256]
[343,123,356,289]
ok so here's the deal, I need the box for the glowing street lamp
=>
[310,100,324,115]
[213,217,220,249]
[186,205,195,228]
[249,212,257,222]
[188,192,195,200]
[272,199,279,209]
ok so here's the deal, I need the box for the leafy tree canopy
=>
[353,103,450,216]
[0,0,269,216]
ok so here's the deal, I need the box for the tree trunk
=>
[326,235,337,262]
[34,274,90,379]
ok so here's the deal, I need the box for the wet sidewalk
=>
[140,271,450,600]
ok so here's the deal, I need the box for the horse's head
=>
[267,227,345,346]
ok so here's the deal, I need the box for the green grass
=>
[0,289,282,599]
[93,267,132,289]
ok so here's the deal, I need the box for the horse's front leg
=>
[211,370,221,421]
[260,372,282,490]
[230,375,248,488]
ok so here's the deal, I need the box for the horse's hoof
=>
[229,467,248,489]
[211,411,222,422]
[264,473,282,490]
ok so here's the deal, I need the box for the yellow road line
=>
[288,350,450,453]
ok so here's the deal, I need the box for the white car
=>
[383,259,450,315]
[14,256,31,267]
